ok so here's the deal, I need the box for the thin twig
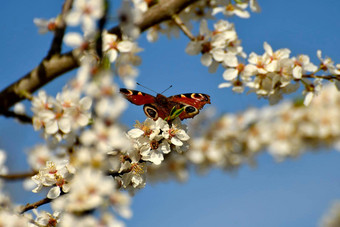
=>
[0,171,37,180]
[302,73,340,80]
[46,0,74,59]
[96,0,108,59]
[172,14,195,40]
[106,168,131,177]
[20,197,53,214]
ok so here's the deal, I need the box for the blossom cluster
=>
[27,140,133,225]
[31,89,92,142]
[218,42,340,105]
[186,19,245,73]
[51,168,131,218]
[186,83,340,171]
[127,118,190,165]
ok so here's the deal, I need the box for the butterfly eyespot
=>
[191,93,202,99]
[120,88,133,95]
[185,106,198,114]
[144,105,158,119]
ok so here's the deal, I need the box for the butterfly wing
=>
[120,88,156,105]
[168,93,211,120]
[120,89,211,121]
[120,88,162,119]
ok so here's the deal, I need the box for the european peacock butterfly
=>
[120,88,211,120]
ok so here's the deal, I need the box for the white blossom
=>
[103,31,134,63]
[65,0,104,32]
[33,17,57,34]
[162,118,190,148]
[317,50,340,75]
[292,54,317,79]
[31,160,71,199]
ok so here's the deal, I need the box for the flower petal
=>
[175,130,190,141]
[64,32,83,48]
[79,96,92,110]
[304,92,314,106]
[223,68,238,81]
[118,41,133,52]
[171,137,183,146]
[292,66,302,79]
[47,186,61,199]
[45,120,58,134]
[128,128,144,138]
[224,53,238,67]
[185,42,201,55]
[59,117,71,133]
[201,53,212,66]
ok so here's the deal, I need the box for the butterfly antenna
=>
[136,82,158,94]
[160,85,173,94]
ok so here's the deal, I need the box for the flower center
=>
[131,163,144,175]
[201,41,212,54]
[236,63,245,72]
[47,22,56,31]
[150,140,159,150]
[226,4,235,12]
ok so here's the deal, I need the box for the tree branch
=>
[1,110,32,124]
[0,0,198,113]
[0,52,79,114]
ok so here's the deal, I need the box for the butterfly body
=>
[120,88,211,120]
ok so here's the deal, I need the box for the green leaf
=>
[234,0,245,4]
[101,55,111,70]
[165,106,185,121]
[169,106,177,116]
[173,108,184,118]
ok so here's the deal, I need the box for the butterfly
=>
[120,88,211,120]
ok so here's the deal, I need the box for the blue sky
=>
[1,0,340,226]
